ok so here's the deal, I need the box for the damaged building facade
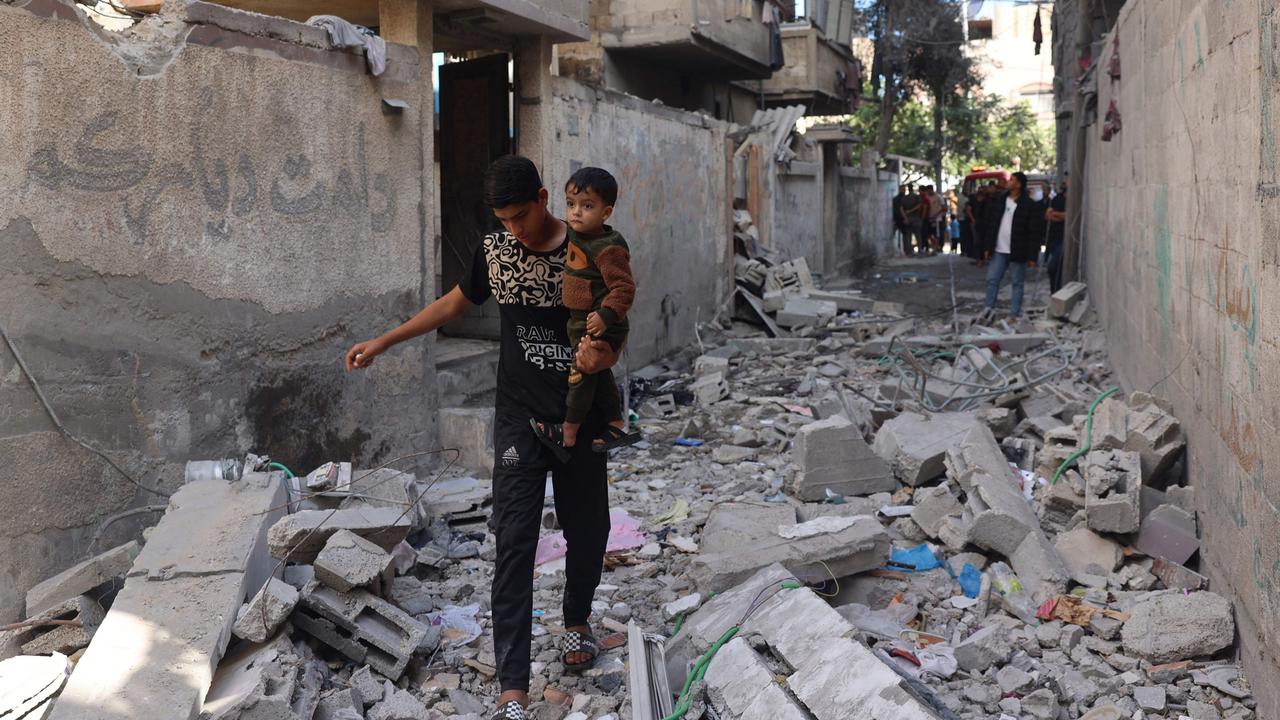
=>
[1052,0,1280,715]
[0,0,899,660]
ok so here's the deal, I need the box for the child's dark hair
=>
[484,155,543,208]
[565,166,618,206]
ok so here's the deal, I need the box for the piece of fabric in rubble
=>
[306,15,386,76]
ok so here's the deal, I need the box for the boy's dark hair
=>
[1012,171,1029,189]
[484,155,543,208]
[565,166,618,206]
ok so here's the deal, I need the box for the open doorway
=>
[437,52,512,338]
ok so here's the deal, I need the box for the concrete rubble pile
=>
[1,277,1257,720]
[603,277,1254,720]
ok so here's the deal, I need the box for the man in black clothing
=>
[983,171,1046,318]
[344,156,616,720]
[1044,175,1068,293]
[899,184,924,256]
[891,185,908,251]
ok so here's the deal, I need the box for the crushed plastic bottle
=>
[987,561,1039,624]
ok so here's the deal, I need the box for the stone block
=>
[689,371,729,406]
[232,577,300,643]
[48,475,285,720]
[954,625,1013,672]
[874,412,983,485]
[0,595,104,657]
[269,507,412,564]
[1049,281,1087,318]
[315,687,364,720]
[693,354,731,377]
[1083,449,1142,533]
[367,689,429,720]
[1135,504,1199,565]
[910,484,962,538]
[439,406,495,478]
[775,297,837,329]
[786,636,940,719]
[948,425,1041,556]
[294,582,428,679]
[690,506,889,593]
[25,541,138,616]
[1132,685,1166,712]
[800,288,872,312]
[1054,526,1123,587]
[314,529,394,593]
[1121,591,1234,664]
[788,415,896,501]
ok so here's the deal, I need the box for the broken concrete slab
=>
[703,637,809,720]
[1008,531,1071,604]
[25,541,138,616]
[48,474,285,720]
[367,689,429,720]
[201,632,301,720]
[232,577,300,643]
[1054,527,1122,588]
[677,564,940,720]
[0,653,71,720]
[268,507,412,564]
[1,595,104,657]
[698,502,796,555]
[874,412,984,486]
[1083,449,1142,534]
[947,425,1040,556]
[775,297,837,329]
[711,444,757,464]
[689,505,889,593]
[314,529,394,594]
[1121,591,1234,664]
[693,354,731,377]
[954,624,1013,672]
[1135,503,1200,565]
[1049,282,1087,319]
[293,582,428,679]
[788,415,896,501]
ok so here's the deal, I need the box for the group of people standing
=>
[892,173,1069,319]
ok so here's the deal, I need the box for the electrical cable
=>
[1050,385,1119,484]
[0,323,171,499]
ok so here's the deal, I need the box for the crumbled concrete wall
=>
[0,0,435,627]
[546,77,729,365]
[1081,1,1280,713]
[772,162,824,270]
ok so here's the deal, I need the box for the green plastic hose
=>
[268,462,295,478]
[1051,386,1121,484]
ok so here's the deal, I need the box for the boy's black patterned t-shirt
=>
[457,231,573,422]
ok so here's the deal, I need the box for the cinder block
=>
[314,529,394,593]
[294,582,428,679]
[789,415,896,501]
[26,541,137,616]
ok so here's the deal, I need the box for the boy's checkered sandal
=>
[491,700,527,720]
[560,629,600,672]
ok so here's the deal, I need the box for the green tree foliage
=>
[843,90,1055,183]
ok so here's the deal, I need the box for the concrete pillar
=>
[516,35,555,173]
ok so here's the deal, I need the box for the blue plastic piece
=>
[958,563,983,598]
[887,544,944,572]
[674,437,705,447]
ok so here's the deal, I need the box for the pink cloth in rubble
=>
[535,508,646,565]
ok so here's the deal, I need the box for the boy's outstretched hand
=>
[586,311,606,336]
[576,335,618,374]
[344,338,387,371]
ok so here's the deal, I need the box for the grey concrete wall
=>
[1081,2,1280,712]
[546,76,730,366]
[772,162,824,270]
[838,166,897,272]
[0,0,435,626]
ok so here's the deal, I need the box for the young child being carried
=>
[531,166,641,461]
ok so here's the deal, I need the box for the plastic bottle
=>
[986,561,1039,624]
